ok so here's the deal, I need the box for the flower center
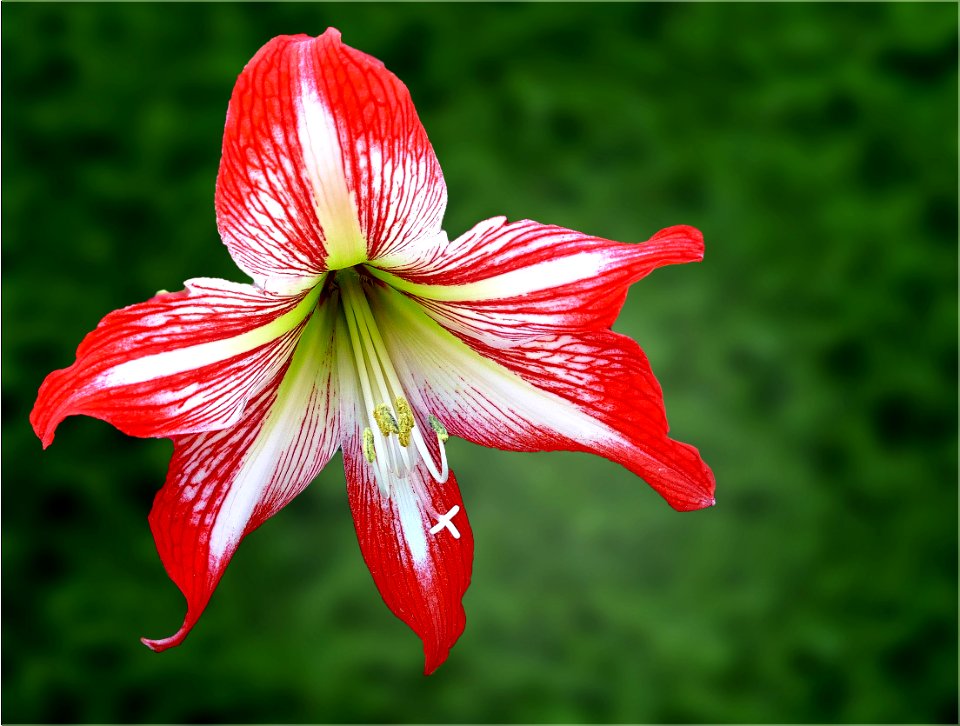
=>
[338,270,449,497]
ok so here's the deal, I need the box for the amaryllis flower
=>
[30,29,715,674]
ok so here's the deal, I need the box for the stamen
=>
[395,396,415,447]
[373,403,399,437]
[339,271,452,488]
[428,414,449,442]
[339,286,391,496]
[362,427,377,463]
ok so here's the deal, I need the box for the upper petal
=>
[30,278,319,447]
[216,30,447,292]
[370,218,703,346]
[143,300,340,650]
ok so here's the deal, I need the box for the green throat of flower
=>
[338,269,449,497]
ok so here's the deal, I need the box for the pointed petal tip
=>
[669,493,716,513]
[423,658,443,677]
[422,641,455,676]
[667,496,717,512]
[420,599,468,676]
[30,407,54,448]
[29,402,58,450]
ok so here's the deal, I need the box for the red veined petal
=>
[30,278,321,447]
[342,441,473,675]
[370,285,714,512]
[460,330,714,511]
[142,303,340,650]
[216,30,446,292]
[370,219,703,345]
[337,325,472,675]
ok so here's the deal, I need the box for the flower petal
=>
[142,302,340,650]
[370,218,703,345]
[337,322,473,675]
[31,279,322,448]
[370,285,714,512]
[216,30,446,292]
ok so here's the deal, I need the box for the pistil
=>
[339,271,449,495]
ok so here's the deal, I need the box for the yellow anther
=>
[395,396,413,420]
[373,403,399,437]
[362,427,377,463]
[428,414,449,442]
[394,397,415,447]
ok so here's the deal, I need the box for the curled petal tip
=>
[140,621,191,653]
[140,636,163,652]
[655,223,703,243]
[140,634,179,653]
[650,224,705,262]
[320,26,342,42]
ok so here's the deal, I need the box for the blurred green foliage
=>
[2,3,957,723]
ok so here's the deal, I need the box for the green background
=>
[3,3,957,723]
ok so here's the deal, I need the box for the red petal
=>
[465,330,715,512]
[216,30,446,291]
[30,279,317,447]
[372,219,703,344]
[370,286,714,512]
[142,305,340,650]
[342,422,473,675]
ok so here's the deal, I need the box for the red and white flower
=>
[30,29,715,674]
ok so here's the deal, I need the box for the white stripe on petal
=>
[369,286,619,452]
[209,301,339,562]
[370,251,607,303]
[98,284,321,388]
[143,299,342,650]
[393,475,430,570]
[296,51,368,270]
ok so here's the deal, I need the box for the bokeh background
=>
[3,3,957,723]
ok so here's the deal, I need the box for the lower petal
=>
[142,303,340,650]
[338,341,473,675]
